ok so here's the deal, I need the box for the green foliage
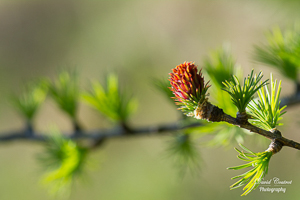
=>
[48,70,80,119]
[228,144,272,196]
[82,74,138,123]
[11,79,48,122]
[254,25,300,81]
[247,74,286,131]
[222,70,268,113]
[203,45,239,116]
[38,131,88,197]
[166,133,201,176]
[207,124,247,146]
[204,44,236,87]
[153,77,174,102]
[175,94,206,117]
[196,46,250,146]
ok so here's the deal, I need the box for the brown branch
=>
[194,100,300,152]
[0,121,203,144]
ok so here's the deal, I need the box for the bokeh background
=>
[0,0,300,199]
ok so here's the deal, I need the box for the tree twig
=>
[194,100,300,152]
[0,121,202,143]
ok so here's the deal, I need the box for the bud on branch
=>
[169,62,210,116]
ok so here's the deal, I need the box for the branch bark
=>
[0,121,202,143]
[194,100,300,152]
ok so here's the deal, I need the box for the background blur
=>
[0,0,300,199]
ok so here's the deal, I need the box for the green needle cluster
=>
[12,80,48,122]
[228,144,272,196]
[166,133,201,176]
[222,70,268,113]
[82,74,137,123]
[254,25,300,81]
[39,132,88,197]
[48,70,80,119]
[247,74,286,131]
[204,45,235,87]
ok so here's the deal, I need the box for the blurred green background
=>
[0,0,300,199]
